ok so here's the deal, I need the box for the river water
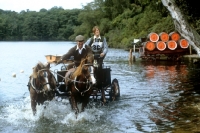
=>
[1,42,200,133]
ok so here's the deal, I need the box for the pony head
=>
[72,57,96,85]
[31,61,56,91]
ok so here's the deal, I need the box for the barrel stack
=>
[139,31,190,60]
[143,31,189,52]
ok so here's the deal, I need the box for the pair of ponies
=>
[28,56,120,117]
[28,57,95,116]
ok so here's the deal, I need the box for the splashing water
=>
[2,96,104,129]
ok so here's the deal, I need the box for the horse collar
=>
[73,76,92,96]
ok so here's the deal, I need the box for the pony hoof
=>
[33,111,36,116]
[75,108,79,115]
[75,111,79,119]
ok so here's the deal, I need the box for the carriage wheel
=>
[109,78,120,101]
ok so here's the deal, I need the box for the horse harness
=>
[73,76,92,96]
[64,67,93,96]
[28,68,55,94]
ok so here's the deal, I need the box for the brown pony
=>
[27,62,57,115]
[65,57,95,116]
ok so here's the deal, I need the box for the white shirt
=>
[76,44,86,54]
[94,35,101,41]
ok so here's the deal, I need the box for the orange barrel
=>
[169,31,180,42]
[156,41,167,51]
[159,32,169,42]
[179,39,189,48]
[144,41,156,51]
[148,32,159,42]
[167,40,177,50]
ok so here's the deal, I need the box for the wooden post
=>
[129,48,134,65]
[133,44,135,55]
[189,45,192,55]
[133,44,136,62]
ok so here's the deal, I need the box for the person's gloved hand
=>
[100,53,105,57]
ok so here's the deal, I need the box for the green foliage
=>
[150,15,174,33]
[90,0,173,49]
[0,0,199,50]
[0,8,81,41]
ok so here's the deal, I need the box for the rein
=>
[50,70,90,84]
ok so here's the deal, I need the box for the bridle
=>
[30,68,55,93]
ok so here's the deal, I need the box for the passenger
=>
[58,35,93,69]
[84,26,108,67]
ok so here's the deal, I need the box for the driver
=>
[57,35,93,95]
[58,35,93,69]
[84,26,108,67]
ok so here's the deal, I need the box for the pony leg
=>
[101,87,106,104]
[30,88,37,115]
[81,98,89,112]
[68,96,73,108]
[70,96,79,114]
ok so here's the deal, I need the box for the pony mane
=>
[32,62,45,78]
[71,58,87,78]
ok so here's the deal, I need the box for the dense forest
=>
[0,0,199,49]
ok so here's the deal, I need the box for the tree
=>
[162,0,200,56]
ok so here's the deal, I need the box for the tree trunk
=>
[161,0,200,56]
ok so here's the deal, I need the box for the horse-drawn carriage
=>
[52,54,120,100]
[28,54,120,116]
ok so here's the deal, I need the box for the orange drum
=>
[159,32,169,42]
[144,41,156,51]
[167,40,177,50]
[156,41,166,51]
[179,39,189,48]
[148,32,159,42]
[169,32,180,42]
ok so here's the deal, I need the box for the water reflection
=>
[135,59,200,132]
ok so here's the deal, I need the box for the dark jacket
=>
[61,45,93,66]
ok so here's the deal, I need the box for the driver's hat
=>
[75,35,85,42]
